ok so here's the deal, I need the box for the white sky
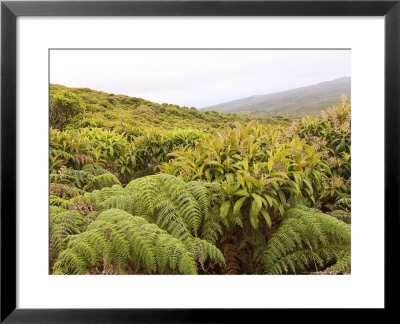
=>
[50,49,351,108]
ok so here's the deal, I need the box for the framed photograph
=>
[1,0,399,321]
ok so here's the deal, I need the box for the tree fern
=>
[64,168,94,189]
[49,172,75,185]
[49,195,70,208]
[69,184,124,209]
[82,163,108,176]
[53,209,224,275]
[335,196,351,209]
[328,249,351,271]
[50,207,83,259]
[95,174,223,243]
[329,209,351,224]
[263,205,350,274]
[50,183,81,199]
[126,174,203,233]
[200,213,223,244]
[84,173,121,190]
[55,168,120,191]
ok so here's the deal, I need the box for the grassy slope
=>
[50,84,290,135]
[202,77,351,118]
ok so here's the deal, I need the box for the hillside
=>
[50,84,290,135]
[49,95,352,275]
[202,77,351,118]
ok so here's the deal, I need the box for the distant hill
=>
[49,84,289,135]
[202,77,351,118]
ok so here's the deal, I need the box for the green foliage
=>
[77,174,223,245]
[50,183,80,199]
[63,169,94,189]
[49,127,133,174]
[50,90,85,129]
[53,209,224,274]
[328,249,351,271]
[50,207,84,259]
[296,102,351,208]
[49,126,205,182]
[161,120,330,230]
[132,129,206,172]
[51,167,119,191]
[50,84,286,134]
[82,164,109,176]
[329,209,351,224]
[263,205,351,274]
[48,85,351,276]
[74,184,124,208]
[86,173,121,190]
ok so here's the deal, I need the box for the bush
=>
[50,90,85,130]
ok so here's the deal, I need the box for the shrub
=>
[50,90,85,129]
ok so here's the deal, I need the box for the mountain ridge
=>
[202,77,351,117]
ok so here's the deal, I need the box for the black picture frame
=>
[1,0,399,321]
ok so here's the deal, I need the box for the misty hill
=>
[50,84,290,135]
[202,77,351,118]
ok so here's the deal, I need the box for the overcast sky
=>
[50,50,351,108]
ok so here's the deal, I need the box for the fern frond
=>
[329,249,351,271]
[82,164,108,176]
[329,209,351,224]
[124,174,208,237]
[336,196,351,208]
[49,195,70,208]
[50,183,80,199]
[64,169,94,189]
[264,205,350,274]
[49,172,75,185]
[70,184,123,209]
[53,208,224,275]
[200,212,223,244]
[84,173,121,190]
[50,209,83,259]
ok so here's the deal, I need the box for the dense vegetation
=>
[50,84,290,135]
[49,85,351,275]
